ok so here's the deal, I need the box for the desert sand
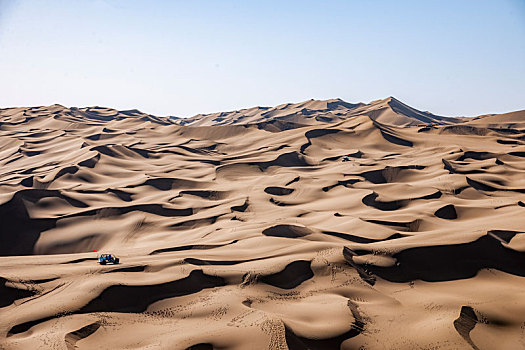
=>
[0,97,524,349]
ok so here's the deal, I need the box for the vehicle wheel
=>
[115,258,119,264]
[100,261,106,265]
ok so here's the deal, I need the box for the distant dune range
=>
[0,97,524,349]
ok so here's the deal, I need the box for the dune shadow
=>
[350,232,525,283]
[260,260,313,289]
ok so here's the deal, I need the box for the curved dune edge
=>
[0,102,525,349]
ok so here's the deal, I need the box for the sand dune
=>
[464,110,525,129]
[176,97,462,128]
[0,98,524,349]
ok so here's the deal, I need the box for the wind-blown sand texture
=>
[0,97,524,349]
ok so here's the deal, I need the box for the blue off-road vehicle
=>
[98,254,119,265]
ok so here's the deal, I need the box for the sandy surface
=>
[0,98,524,349]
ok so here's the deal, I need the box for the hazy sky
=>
[0,0,524,117]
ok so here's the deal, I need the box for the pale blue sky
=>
[0,0,524,117]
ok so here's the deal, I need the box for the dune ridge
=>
[0,98,524,349]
